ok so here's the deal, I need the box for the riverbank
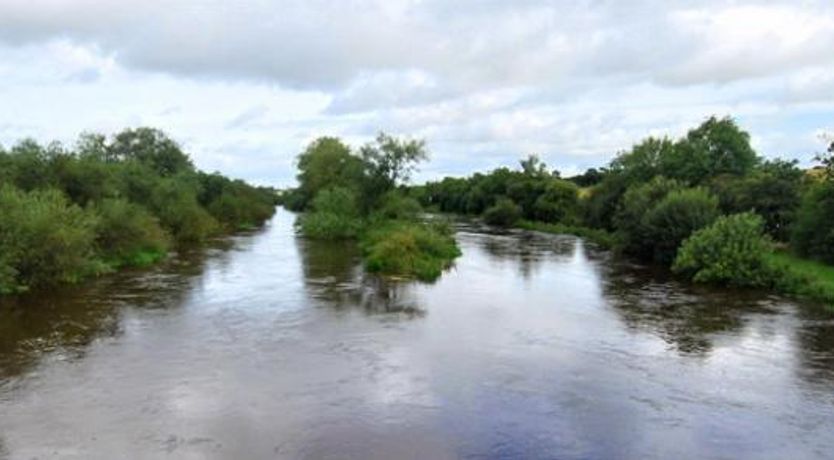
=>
[768,251,834,308]
[516,217,834,309]
[516,220,617,249]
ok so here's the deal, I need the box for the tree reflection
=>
[295,235,425,317]
[476,229,577,280]
[601,260,766,355]
[794,306,834,388]
[0,249,209,381]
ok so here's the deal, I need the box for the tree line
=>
[413,116,834,303]
[0,128,277,294]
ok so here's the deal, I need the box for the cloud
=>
[0,1,833,185]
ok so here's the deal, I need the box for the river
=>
[1,208,833,459]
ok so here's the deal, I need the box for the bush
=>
[362,221,461,281]
[375,190,422,221]
[644,187,720,264]
[298,186,363,240]
[673,213,776,287]
[615,176,683,258]
[792,180,834,264]
[93,198,170,267]
[483,198,522,227]
[0,185,99,293]
[150,177,219,244]
[532,180,580,224]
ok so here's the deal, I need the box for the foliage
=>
[814,141,834,179]
[643,188,720,264]
[298,186,363,240]
[706,159,804,241]
[375,190,423,221]
[359,133,429,210]
[614,176,683,259]
[792,180,834,264]
[483,198,523,227]
[93,198,169,267]
[566,167,606,187]
[661,116,758,184]
[766,251,834,307]
[362,221,461,281]
[517,220,617,249]
[150,176,219,244]
[532,179,580,224]
[0,185,100,293]
[673,213,776,287]
[0,128,274,294]
[107,127,194,176]
[294,137,364,211]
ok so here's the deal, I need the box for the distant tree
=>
[108,127,194,176]
[815,141,834,179]
[661,116,758,184]
[359,133,428,208]
[296,137,364,209]
[520,154,548,177]
[567,167,605,187]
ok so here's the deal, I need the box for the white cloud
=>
[0,0,832,185]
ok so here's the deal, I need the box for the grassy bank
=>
[516,220,617,249]
[767,251,834,307]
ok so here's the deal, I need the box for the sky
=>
[0,0,832,186]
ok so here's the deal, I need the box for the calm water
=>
[1,208,833,459]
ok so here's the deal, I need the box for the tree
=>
[108,127,194,176]
[814,141,834,179]
[296,137,364,210]
[520,154,548,177]
[644,188,720,264]
[359,133,428,208]
[662,116,758,184]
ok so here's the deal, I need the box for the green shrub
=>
[150,177,219,244]
[298,186,363,240]
[0,185,99,293]
[532,180,580,224]
[792,180,834,264]
[615,176,683,258]
[644,187,720,264]
[375,191,422,221]
[483,198,522,227]
[362,221,461,281]
[93,198,170,267]
[673,213,776,287]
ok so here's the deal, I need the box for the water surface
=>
[1,208,833,459]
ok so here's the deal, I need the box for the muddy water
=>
[1,208,833,459]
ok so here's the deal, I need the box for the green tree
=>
[614,177,683,259]
[792,180,834,264]
[295,137,364,210]
[483,198,522,227]
[644,188,720,264]
[108,127,194,176]
[359,133,428,209]
[533,179,580,224]
[662,116,758,184]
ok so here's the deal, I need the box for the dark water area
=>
[1,208,833,459]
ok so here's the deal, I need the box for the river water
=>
[1,208,833,459]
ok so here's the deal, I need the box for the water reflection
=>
[1,210,834,459]
[0,244,216,383]
[296,232,425,316]
[795,308,834,388]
